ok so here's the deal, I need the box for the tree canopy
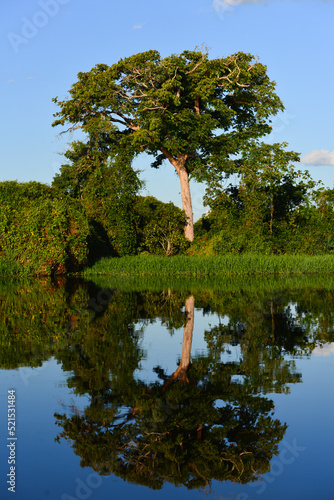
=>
[52,46,284,240]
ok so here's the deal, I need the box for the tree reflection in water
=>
[54,287,304,491]
[2,277,333,490]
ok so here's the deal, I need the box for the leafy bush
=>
[0,181,90,275]
[135,197,189,256]
[53,157,143,258]
[81,163,141,257]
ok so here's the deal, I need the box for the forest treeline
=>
[1,150,334,276]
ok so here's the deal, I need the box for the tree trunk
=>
[270,195,274,235]
[160,148,194,241]
[178,295,195,378]
[178,166,194,241]
[164,295,195,388]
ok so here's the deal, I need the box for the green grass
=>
[80,254,334,278]
[0,256,32,277]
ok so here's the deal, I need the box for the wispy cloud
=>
[214,0,331,9]
[301,149,334,166]
[214,0,262,7]
[7,76,34,84]
[133,24,142,30]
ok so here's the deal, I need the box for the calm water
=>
[0,276,334,500]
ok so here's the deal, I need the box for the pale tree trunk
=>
[270,194,274,235]
[164,295,195,387]
[160,148,194,241]
[178,166,194,241]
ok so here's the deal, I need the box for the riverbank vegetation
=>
[2,163,334,277]
[82,254,334,277]
[2,154,334,277]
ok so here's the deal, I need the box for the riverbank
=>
[80,254,334,277]
[3,253,334,278]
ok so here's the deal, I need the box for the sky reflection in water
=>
[0,277,333,500]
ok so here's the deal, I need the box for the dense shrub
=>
[81,163,141,257]
[0,180,53,206]
[0,181,90,274]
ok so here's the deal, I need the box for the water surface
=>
[0,276,333,499]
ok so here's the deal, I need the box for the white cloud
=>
[213,0,331,9]
[313,342,334,357]
[213,0,265,9]
[133,24,142,30]
[300,149,334,166]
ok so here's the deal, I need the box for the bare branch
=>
[142,105,167,111]
[217,55,259,89]
[185,54,206,75]
[56,123,82,138]
[247,55,259,71]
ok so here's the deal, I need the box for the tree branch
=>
[161,147,180,173]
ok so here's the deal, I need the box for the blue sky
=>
[1,0,333,219]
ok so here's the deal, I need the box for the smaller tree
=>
[284,187,334,254]
[238,142,314,237]
[53,153,143,257]
[203,142,317,253]
[135,197,189,256]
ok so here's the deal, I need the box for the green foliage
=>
[52,49,283,180]
[52,141,94,198]
[52,47,284,238]
[281,188,334,254]
[0,255,30,277]
[53,157,189,258]
[0,180,53,205]
[82,162,142,257]
[0,181,90,275]
[135,197,189,256]
[0,278,88,369]
[2,276,334,370]
[53,154,143,258]
[202,142,322,254]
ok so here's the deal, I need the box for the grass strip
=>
[81,254,334,277]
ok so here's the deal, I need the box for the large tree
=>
[52,47,284,240]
